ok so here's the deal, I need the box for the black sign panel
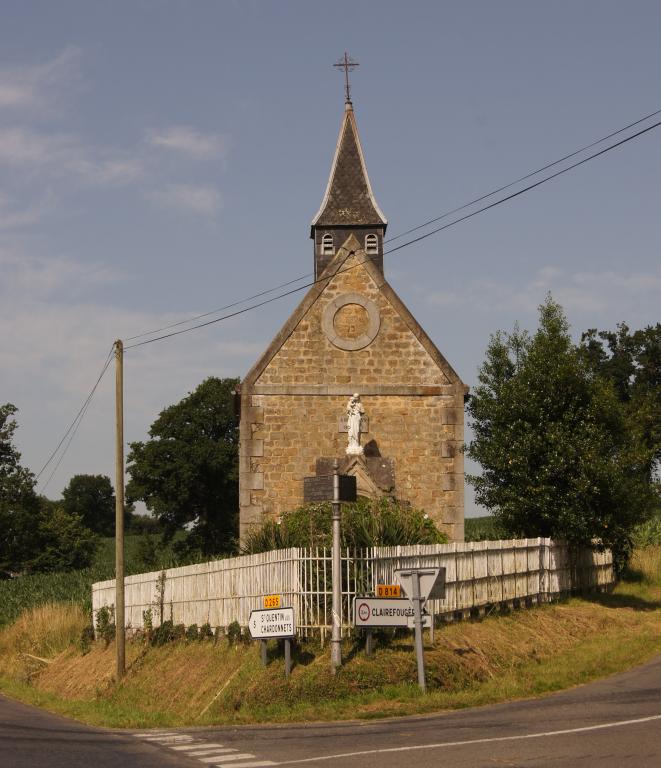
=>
[303,474,357,502]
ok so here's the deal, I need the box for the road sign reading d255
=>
[263,594,281,609]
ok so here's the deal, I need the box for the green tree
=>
[0,404,40,573]
[0,405,96,574]
[26,498,98,573]
[126,377,240,556]
[61,474,116,536]
[465,297,657,571]
[580,322,660,474]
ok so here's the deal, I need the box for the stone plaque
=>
[303,474,357,503]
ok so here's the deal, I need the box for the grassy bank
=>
[1,547,659,727]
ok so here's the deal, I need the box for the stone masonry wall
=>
[240,245,465,542]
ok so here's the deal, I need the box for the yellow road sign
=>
[263,594,281,609]
[376,584,401,598]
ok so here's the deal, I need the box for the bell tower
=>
[310,55,387,279]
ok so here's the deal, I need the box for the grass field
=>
[0,534,186,628]
[0,546,658,727]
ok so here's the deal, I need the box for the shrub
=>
[151,619,174,646]
[227,620,242,646]
[95,605,115,646]
[200,622,213,640]
[243,497,447,553]
[185,623,199,641]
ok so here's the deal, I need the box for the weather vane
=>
[334,52,359,104]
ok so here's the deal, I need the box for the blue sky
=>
[1,1,659,517]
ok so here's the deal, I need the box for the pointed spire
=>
[310,104,387,233]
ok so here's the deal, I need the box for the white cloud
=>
[0,245,261,493]
[427,265,661,319]
[149,183,222,216]
[0,46,82,111]
[0,126,143,186]
[148,126,227,159]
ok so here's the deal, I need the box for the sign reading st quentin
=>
[248,607,295,639]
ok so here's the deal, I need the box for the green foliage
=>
[95,605,115,646]
[151,619,174,646]
[0,404,41,574]
[200,622,213,640]
[61,474,116,536]
[226,620,242,645]
[466,297,658,571]
[580,322,660,475]
[185,623,199,641]
[26,501,97,573]
[631,508,661,548]
[243,497,447,553]
[127,377,240,557]
[464,515,506,542]
[0,534,197,628]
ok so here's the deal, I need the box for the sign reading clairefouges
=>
[248,607,295,639]
[353,597,431,628]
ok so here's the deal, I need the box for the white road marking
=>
[144,735,195,743]
[135,731,179,738]
[277,713,661,764]
[172,743,225,751]
[195,750,239,760]
[215,762,276,768]
[208,755,256,763]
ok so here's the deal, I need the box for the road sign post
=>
[410,571,426,692]
[393,567,447,693]
[330,460,342,673]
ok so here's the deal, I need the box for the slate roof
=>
[311,103,387,231]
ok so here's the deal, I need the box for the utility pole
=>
[331,459,342,672]
[114,339,125,680]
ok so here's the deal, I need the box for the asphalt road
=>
[1,655,660,768]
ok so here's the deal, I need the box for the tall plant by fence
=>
[92,539,613,637]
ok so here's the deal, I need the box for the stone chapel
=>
[238,95,468,542]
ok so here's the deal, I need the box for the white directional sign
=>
[248,607,295,639]
[394,567,446,604]
[353,597,431,628]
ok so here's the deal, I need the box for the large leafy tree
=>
[126,377,240,556]
[465,298,657,570]
[0,403,40,572]
[0,405,96,573]
[580,322,660,475]
[61,474,116,536]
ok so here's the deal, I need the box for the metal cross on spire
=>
[334,52,359,104]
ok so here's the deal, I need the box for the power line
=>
[125,272,311,342]
[36,346,114,486]
[384,104,661,244]
[383,118,661,256]
[126,116,661,350]
[124,104,661,346]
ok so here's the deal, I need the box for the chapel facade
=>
[238,96,468,542]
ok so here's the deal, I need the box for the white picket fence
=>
[92,539,613,638]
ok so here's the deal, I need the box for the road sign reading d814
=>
[376,584,401,598]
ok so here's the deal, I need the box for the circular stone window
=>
[322,293,381,351]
